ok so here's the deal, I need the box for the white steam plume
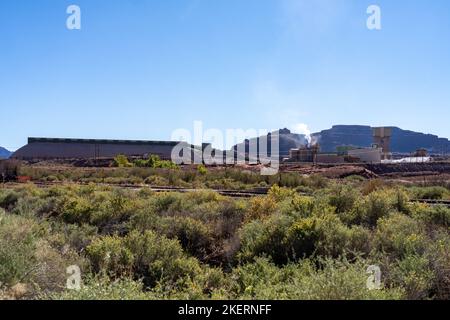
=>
[291,123,312,144]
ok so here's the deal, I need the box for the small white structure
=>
[382,157,432,164]
[348,147,382,163]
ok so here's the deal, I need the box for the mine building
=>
[11,137,185,160]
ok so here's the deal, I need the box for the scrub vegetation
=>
[0,171,449,300]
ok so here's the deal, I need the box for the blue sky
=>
[1,0,450,150]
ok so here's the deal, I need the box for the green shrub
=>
[124,231,203,288]
[50,222,98,253]
[374,213,427,259]
[389,254,435,300]
[245,196,277,222]
[239,211,372,265]
[144,175,169,186]
[87,236,134,277]
[268,185,297,202]
[328,185,359,214]
[412,186,448,200]
[0,211,83,296]
[425,230,450,299]
[113,155,133,168]
[87,230,205,289]
[159,217,213,260]
[414,205,450,228]
[314,214,371,258]
[0,190,19,211]
[197,164,208,175]
[0,179,448,300]
[238,214,295,265]
[61,196,96,224]
[0,213,38,286]
[279,195,315,218]
[230,257,404,300]
[49,276,151,300]
[362,189,396,227]
[285,217,319,259]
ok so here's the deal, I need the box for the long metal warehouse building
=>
[11,137,183,160]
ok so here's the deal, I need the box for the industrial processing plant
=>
[10,127,435,165]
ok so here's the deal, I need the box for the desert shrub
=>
[285,217,319,259]
[305,175,329,189]
[300,174,330,190]
[238,214,295,265]
[151,266,227,300]
[245,196,277,222]
[214,199,246,239]
[158,160,178,170]
[44,175,59,182]
[294,185,314,194]
[328,185,359,213]
[87,230,204,288]
[1,181,448,300]
[412,186,448,200]
[414,205,450,228]
[197,164,208,175]
[152,192,181,212]
[89,190,137,230]
[388,254,435,300]
[313,214,371,258]
[280,195,315,218]
[144,175,169,186]
[184,190,222,205]
[12,196,47,217]
[0,211,83,296]
[267,185,297,202]
[113,155,133,168]
[392,188,411,214]
[49,275,151,300]
[373,213,427,259]
[361,189,396,227]
[124,231,203,288]
[167,217,212,257]
[278,173,305,188]
[60,196,96,224]
[0,213,39,286]
[152,216,213,260]
[30,240,86,296]
[230,257,404,300]
[239,210,372,265]
[425,230,450,299]
[128,206,159,233]
[361,179,385,195]
[0,190,19,211]
[102,175,143,185]
[345,175,366,183]
[50,222,98,253]
[86,236,134,277]
[57,189,137,229]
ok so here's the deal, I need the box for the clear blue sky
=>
[1,0,450,150]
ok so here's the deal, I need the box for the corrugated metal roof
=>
[28,137,180,146]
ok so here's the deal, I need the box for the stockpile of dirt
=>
[283,164,378,179]
[365,162,450,176]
